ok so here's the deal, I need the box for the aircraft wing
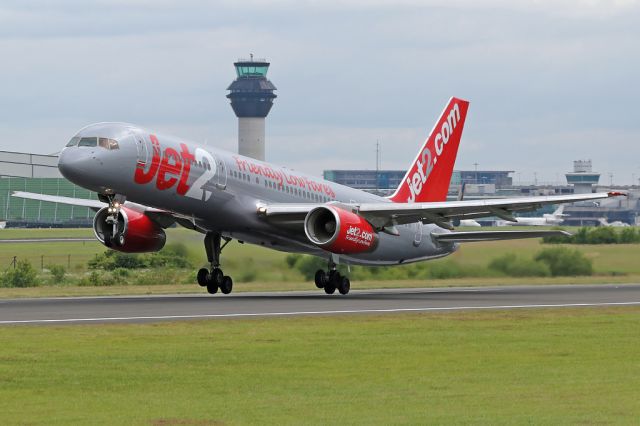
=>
[12,191,105,209]
[11,191,178,229]
[262,191,625,230]
[356,192,624,229]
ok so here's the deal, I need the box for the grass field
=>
[1,307,639,424]
[0,228,639,298]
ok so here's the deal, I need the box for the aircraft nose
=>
[58,148,99,185]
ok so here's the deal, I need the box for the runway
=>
[1,283,640,325]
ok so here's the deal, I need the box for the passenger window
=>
[66,137,80,147]
[78,137,97,147]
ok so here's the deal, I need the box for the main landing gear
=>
[314,260,350,295]
[196,232,234,295]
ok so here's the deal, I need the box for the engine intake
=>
[93,206,166,253]
[304,206,378,254]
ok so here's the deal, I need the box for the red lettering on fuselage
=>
[133,135,193,194]
[156,147,181,190]
[134,134,162,184]
[232,156,336,198]
[176,143,194,196]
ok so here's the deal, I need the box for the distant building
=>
[565,160,600,194]
[0,150,97,227]
[323,169,514,196]
[322,170,405,195]
[451,170,513,187]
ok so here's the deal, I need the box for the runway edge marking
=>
[2,301,640,324]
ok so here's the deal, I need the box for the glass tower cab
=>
[234,62,270,78]
[227,56,277,118]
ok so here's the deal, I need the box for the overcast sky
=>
[1,0,638,184]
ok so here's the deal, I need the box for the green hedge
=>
[543,227,640,244]
[287,246,594,280]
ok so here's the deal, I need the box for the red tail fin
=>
[388,97,469,203]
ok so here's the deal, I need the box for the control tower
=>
[566,160,600,194]
[226,56,277,161]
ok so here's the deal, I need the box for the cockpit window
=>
[78,137,98,147]
[99,138,119,150]
[66,137,80,147]
[74,136,119,150]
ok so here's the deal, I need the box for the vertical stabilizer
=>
[388,97,469,203]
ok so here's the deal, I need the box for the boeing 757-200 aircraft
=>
[500,205,568,226]
[13,97,624,295]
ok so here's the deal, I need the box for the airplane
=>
[598,218,631,227]
[459,219,482,227]
[499,205,568,226]
[13,97,625,296]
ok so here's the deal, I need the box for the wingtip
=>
[607,191,627,197]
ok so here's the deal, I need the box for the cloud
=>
[0,1,638,183]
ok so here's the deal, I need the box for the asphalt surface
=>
[1,284,640,325]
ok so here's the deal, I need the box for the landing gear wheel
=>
[197,268,209,287]
[117,233,125,247]
[324,283,336,294]
[325,271,339,294]
[314,270,327,289]
[206,272,219,294]
[338,276,350,295]
[211,268,224,286]
[201,232,234,295]
[220,276,233,294]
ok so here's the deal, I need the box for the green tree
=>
[619,227,639,244]
[587,227,618,244]
[489,253,550,277]
[48,264,66,283]
[2,260,39,288]
[535,247,593,276]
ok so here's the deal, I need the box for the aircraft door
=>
[216,157,228,189]
[134,132,149,165]
[413,222,423,247]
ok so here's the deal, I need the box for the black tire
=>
[338,277,350,295]
[206,283,219,294]
[117,233,125,246]
[314,270,326,289]
[220,276,233,294]
[324,283,336,294]
[197,268,209,287]
[211,268,224,286]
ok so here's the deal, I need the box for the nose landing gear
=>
[197,232,234,295]
[101,194,125,247]
[314,260,350,295]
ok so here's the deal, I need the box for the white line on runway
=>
[2,301,640,324]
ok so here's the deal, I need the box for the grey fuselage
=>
[59,123,457,266]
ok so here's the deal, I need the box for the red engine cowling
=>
[93,206,166,253]
[304,206,378,254]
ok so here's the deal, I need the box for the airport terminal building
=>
[0,151,97,227]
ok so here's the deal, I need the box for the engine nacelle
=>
[304,206,378,254]
[93,206,166,253]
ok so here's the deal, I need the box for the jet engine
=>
[93,206,166,253]
[304,206,378,254]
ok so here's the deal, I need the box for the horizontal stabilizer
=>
[432,230,571,243]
